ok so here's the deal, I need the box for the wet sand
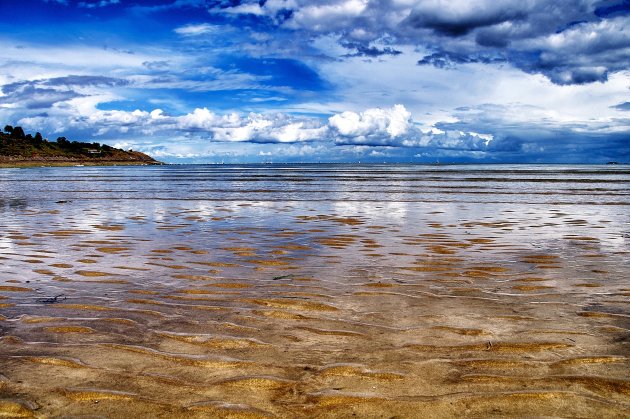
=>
[0,165,629,417]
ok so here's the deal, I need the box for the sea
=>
[0,164,628,417]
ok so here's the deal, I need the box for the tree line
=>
[2,125,112,151]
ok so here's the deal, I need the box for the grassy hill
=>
[0,125,160,167]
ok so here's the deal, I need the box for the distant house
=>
[86,149,101,154]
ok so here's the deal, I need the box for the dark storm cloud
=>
[402,4,527,37]
[220,0,627,85]
[417,51,505,69]
[33,0,627,85]
[341,41,402,58]
[594,0,630,17]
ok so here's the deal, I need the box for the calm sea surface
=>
[1,164,629,204]
[0,164,629,417]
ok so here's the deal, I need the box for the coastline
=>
[0,164,628,417]
[0,157,163,168]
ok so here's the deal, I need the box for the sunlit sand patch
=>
[551,356,627,367]
[126,298,166,306]
[459,374,630,396]
[6,234,30,240]
[76,259,98,264]
[49,263,73,268]
[75,270,117,277]
[221,246,257,253]
[521,254,560,264]
[80,240,117,245]
[319,365,405,380]
[45,229,90,237]
[467,238,495,244]
[563,235,599,241]
[43,326,96,334]
[171,246,192,251]
[309,392,388,408]
[315,235,357,248]
[96,247,130,254]
[431,326,489,336]
[189,249,209,254]
[102,344,252,368]
[190,261,238,267]
[59,388,138,402]
[295,327,365,337]
[214,375,294,390]
[186,401,271,418]
[163,295,233,303]
[406,341,572,353]
[21,259,44,264]
[178,288,242,295]
[270,291,333,299]
[0,400,34,418]
[0,286,32,292]
[362,282,396,288]
[33,269,55,275]
[450,358,535,369]
[21,356,91,369]
[402,265,453,273]
[150,249,173,254]
[243,298,338,312]
[467,265,511,274]
[252,310,310,320]
[247,259,290,266]
[512,285,555,291]
[515,276,548,282]
[158,332,269,349]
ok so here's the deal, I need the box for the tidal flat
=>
[0,164,629,417]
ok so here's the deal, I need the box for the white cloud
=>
[329,104,412,142]
[78,0,120,8]
[174,23,217,36]
[286,0,370,31]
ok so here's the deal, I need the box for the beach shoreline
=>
[0,164,628,417]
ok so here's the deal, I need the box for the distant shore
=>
[0,126,162,168]
[0,158,163,168]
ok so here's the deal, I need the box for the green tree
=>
[11,126,25,139]
[34,132,43,143]
[3,125,13,134]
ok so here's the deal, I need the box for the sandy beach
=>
[0,164,628,417]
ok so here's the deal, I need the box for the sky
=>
[0,0,629,163]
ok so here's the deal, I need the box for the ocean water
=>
[0,164,629,417]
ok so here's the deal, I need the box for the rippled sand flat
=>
[0,164,629,417]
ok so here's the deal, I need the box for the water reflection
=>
[0,165,628,417]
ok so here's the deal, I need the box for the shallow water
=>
[0,164,629,417]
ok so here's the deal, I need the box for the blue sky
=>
[0,0,628,163]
